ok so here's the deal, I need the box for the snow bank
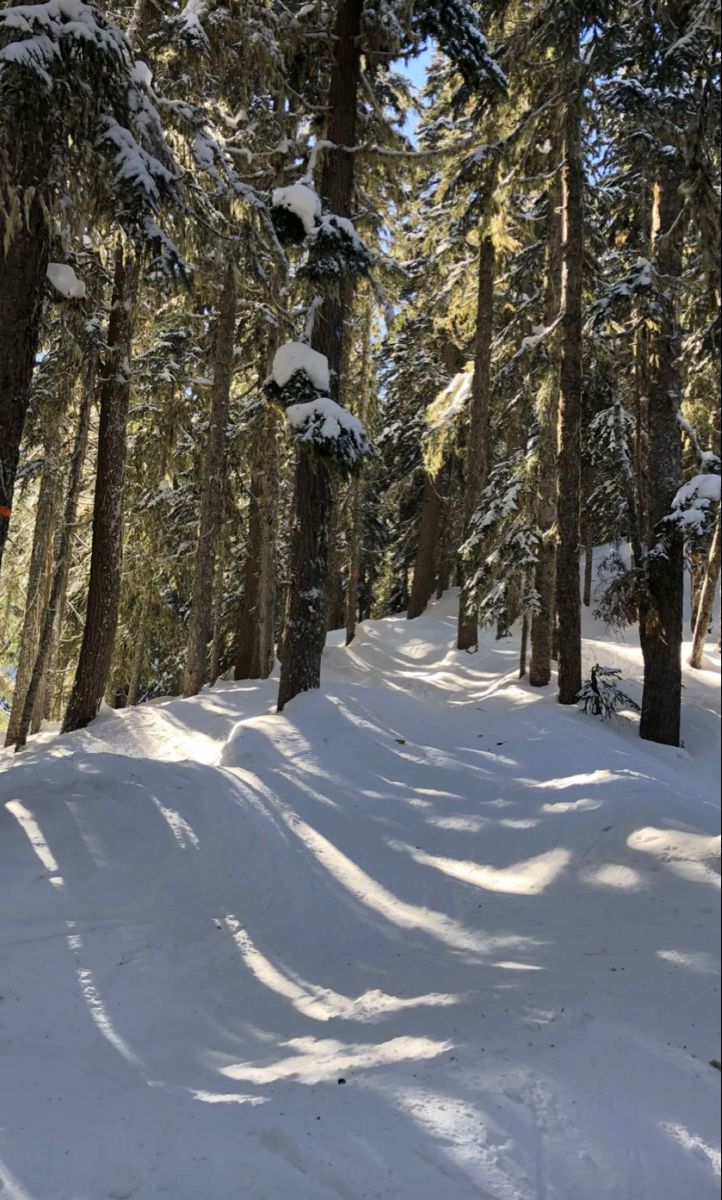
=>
[272,341,330,393]
[272,182,322,235]
[46,262,86,300]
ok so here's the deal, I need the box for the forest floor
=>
[0,586,720,1199]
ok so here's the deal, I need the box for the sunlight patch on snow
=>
[189,1089,267,1106]
[279,811,524,955]
[5,800,64,887]
[658,949,720,974]
[219,1034,451,1086]
[534,770,626,791]
[580,864,647,891]
[427,815,490,832]
[628,828,721,888]
[542,798,604,814]
[392,843,571,896]
[150,796,200,849]
[224,915,459,1022]
[492,961,543,971]
[65,923,140,1067]
[662,1123,721,1177]
[0,1156,35,1200]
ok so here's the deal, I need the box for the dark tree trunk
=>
[127,580,152,707]
[583,544,594,608]
[14,362,93,749]
[235,402,280,680]
[184,259,236,696]
[689,519,721,670]
[277,454,333,712]
[278,0,362,710]
[458,236,495,651]
[5,400,66,746]
[62,247,138,733]
[346,299,373,645]
[530,173,563,688]
[556,15,584,706]
[0,193,50,580]
[408,471,444,620]
[639,177,685,746]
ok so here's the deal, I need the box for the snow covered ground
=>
[0,589,719,1199]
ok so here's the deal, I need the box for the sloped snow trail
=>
[0,591,719,1199]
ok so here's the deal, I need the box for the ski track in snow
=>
[0,579,719,1200]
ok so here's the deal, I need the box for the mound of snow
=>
[272,182,322,235]
[272,341,330,392]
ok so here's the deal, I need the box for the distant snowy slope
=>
[0,591,719,1200]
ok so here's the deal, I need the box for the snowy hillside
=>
[0,594,719,1200]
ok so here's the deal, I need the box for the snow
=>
[46,261,86,300]
[272,182,322,236]
[672,474,721,533]
[286,397,366,442]
[428,368,474,429]
[272,341,330,393]
[0,572,719,1200]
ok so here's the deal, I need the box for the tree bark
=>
[278,0,362,710]
[407,471,444,619]
[62,247,138,733]
[689,518,720,670]
[583,544,594,608]
[235,402,280,680]
[639,177,685,746]
[183,258,236,696]
[345,299,373,645]
[458,236,495,651]
[14,361,93,749]
[5,397,66,746]
[556,14,584,706]
[127,579,152,707]
[530,172,563,688]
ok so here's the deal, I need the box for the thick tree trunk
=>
[183,259,236,696]
[407,472,444,619]
[689,519,720,670]
[14,364,93,749]
[458,236,495,651]
[5,399,66,746]
[0,194,50,580]
[235,402,280,680]
[62,247,138,733]
[278,0,362,710]
[556,17,584,706]
[639,178,685,746]
[277,454,333,712]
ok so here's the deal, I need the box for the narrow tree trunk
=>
[209,543,225,686]
[278,0,362,710]
[583,544,594,607]
[457,235,496,650]
[62,247,138,733]
[235,402,280,680]
[689,519,720,670]
[407,472,444,620]
[519,594,530,680]
[530,175,563,688]
[183,258,236,697]
[346,300,374,645]
[639,177,685,746]
[556,16,584,706]
[5,401,66,746]
[277,454,333,712]
[127,580,152,707]
[14,363,93,749]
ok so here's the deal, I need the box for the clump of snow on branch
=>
[272,342,330,393]
[668,473,721,537]
[46,262,86,299]
[272,183,322,238]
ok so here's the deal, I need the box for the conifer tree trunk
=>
[183,259,236,697]
[458,236,495,650]
[127,581,152,707]
[408,472,443,620]
[0,190,50,580]
[639,178,685,746]
[583,544,594,608]
[689,519,721,670]
[556,16,584,705]
[278,0,362,711]
[235,401,279,680]
[62,247,138,733]
[346,299,373,645]
[530,175,563,687]
[5,400,65,747]
[14,363,93,749]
